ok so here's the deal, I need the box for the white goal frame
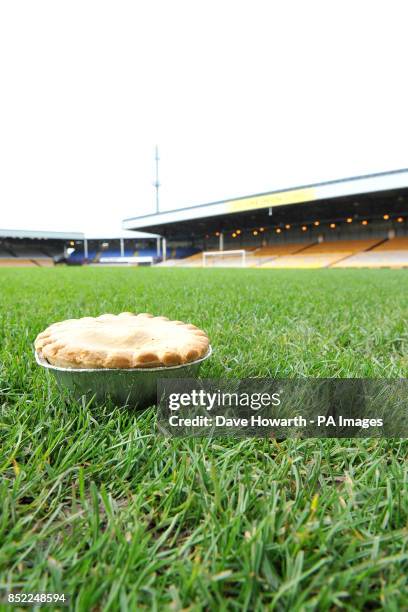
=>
[202,249,247,267]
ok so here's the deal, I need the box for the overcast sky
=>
[1,1,407,233]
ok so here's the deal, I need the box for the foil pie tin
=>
[35,346,212,408]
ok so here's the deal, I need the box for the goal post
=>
[202,249,247,268]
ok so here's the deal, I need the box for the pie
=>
[34,312,210,369]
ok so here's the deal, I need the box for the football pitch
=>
[2,266,408,610]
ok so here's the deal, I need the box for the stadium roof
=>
[0,228,84,240]
[122,168,408,233]
[0,228,160,240]
[83,229,160,240]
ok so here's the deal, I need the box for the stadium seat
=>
[260,238,385,268]
[333,251,408,268]
[0,258,38,267]
[371,237,408,251]
[254,243,314,257]
[159,252,203,267]
[301,238,383,254]
[260,253,349,268]
[332,238,408,268]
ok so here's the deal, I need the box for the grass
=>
[1,266,408,610]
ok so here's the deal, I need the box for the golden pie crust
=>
[34,312,210,369]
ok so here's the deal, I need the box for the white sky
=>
[1,1,407,233]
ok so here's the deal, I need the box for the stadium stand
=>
[261,238,383,269]
[66,239,184,265]
[159,237,408,269]
[4,233,408,269]
[0,231,73,266]
[11,245,47,257]
[67,250,97,264]
[254,243,314,256]
[0,258,38,267]
[161,240,386,269]
[0,229,161,266]
[0,242,56,267]
[260,253,345,269]
[372,236,408,251]
[250,243,314,267]
[333,237,408,268]
[160,244,310,268]
[0,257,55,267]
[301,238,383,254]
[41,244,63,257]
[10,245,56,266]
[123,168,408,269]
[333,251,408,268]
[158,252,202,267]
[0,245,15,258]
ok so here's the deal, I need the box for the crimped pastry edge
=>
[35,345,212,373]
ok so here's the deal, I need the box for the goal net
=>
[202,250,247,267]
